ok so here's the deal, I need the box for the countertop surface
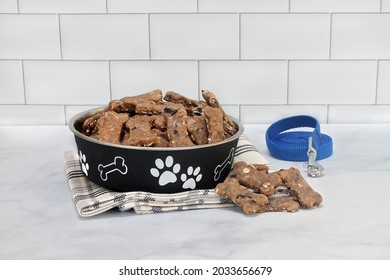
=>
[0,124,389,260]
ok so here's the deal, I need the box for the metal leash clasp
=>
[303,137,324,177]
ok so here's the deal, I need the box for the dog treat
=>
[216,161,323,215]
[229,161,282,197]
[203,106,225,144]
[82,112,102,136]
[202,90,237,137]
[256,196,300,213]
[151,128,170,147]
[278,167,323,208]
[108,89,163,113]
[216,177,268,214]
[216,176,300,214]
[164,91,205,109]
[250,164,270,172]
[91,111,129,144]
[163,105,194,147]
[122,115,168,147]
[186,115,208,145]
[151,114,166,131]
[81,89,238,147]
[135,100,164,115]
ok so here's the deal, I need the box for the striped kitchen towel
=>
[64,135,275,217]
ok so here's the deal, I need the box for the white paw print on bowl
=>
[150,156,181,186]
[79,150,89,176]
[181,166,202,190]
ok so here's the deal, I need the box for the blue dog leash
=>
[265,115,333,177]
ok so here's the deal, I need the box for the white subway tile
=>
[0,105,65,125]
[0,15,60,59]
[110,61,198,100]
[150,14,239,59]
[328,105,390,123]
[241,14,330,59]
[383,0,390,11]
[107,0,197,13]
[61,14,149,60]
[198,0,288,12]
[289,61,377,104]
[290,0,380,12]
[377,61,390,104]
[0,0,18,12]
[241,105,328,124]
[0,61,24,104]
[24,61,110,105]
[332,14,390,59]
[19,0,106,13]
[199,61,287,105]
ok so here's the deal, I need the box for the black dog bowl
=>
[69,108,244,193]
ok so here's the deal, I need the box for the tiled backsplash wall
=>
[1,0,390,125]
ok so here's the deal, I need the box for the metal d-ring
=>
[304,137,324,177]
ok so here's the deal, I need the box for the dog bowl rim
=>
[69,107,244,151]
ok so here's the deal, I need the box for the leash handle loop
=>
[265,115,333,162]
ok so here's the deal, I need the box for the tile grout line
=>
[4,12,390,15]
[108,60,113,100]
[63,105,67,125]
[286,60,290,104]
[16,0,20,13]
[326,105,330,123]
[148,13,152,59]
[1,58,384,62]
[375,60,380,104]
[58,14,63,59]
[329,13,333,59]
[197,60,201,100]
[238,13,241,59]
[21,60,27,104]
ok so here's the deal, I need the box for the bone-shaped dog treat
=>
[229,161,282,197]
[98,156,128,181]
[202,90,237,137]
[278,167,323,208]
[123,115,168,147]
[255,196,300,213]
[216,173,299,214]
[164,91,206,108]
[108,89,163,113]
[216,177,268,214]
[82,112,102,136]
[186,115,208,145]
[91,111,129,145]
[163,105,194,147]
[203,106,225,144]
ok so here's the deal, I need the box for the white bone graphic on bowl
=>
[213,147,235,181]
[98,156,128,181]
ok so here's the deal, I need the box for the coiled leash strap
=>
[265,115,333,177]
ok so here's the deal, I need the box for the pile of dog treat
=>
[82,89,238,147]
[216,161,323,214]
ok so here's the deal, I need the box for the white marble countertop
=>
[0,124,389,260]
